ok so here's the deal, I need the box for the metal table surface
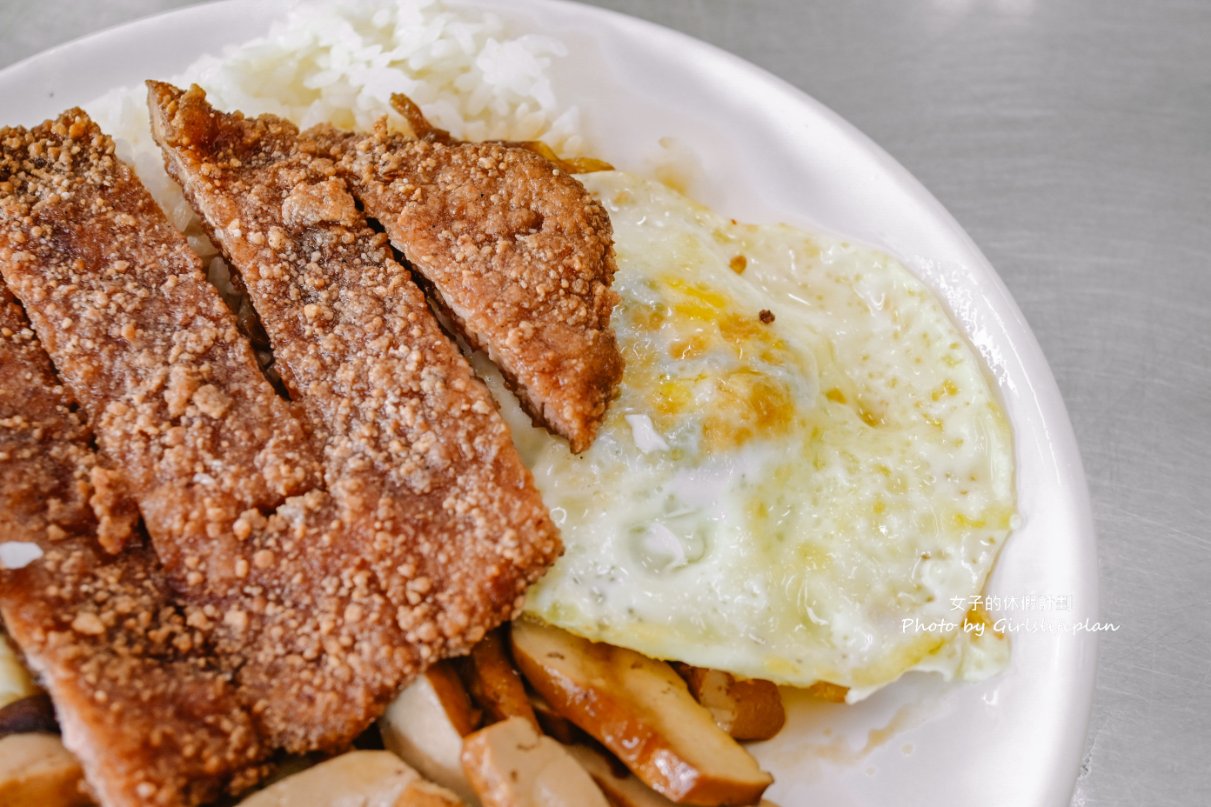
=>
[1,1,1207,805]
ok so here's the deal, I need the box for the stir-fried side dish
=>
[375,622,779,807]
[234,752,464,807]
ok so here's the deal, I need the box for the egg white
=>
[491,172,1015,696]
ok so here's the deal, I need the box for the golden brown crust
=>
[0,301,107,550]
[0,108,322,584]
[147,80,561,741]
[315,122,623,453]
[0,286,270,807]
[0,109,376,754]
[1,99,562,803]
[0,97,564,799]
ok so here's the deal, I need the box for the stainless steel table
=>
[2,1,1207,805]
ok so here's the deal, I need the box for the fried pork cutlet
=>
[147,79,562,723]
[0,110,323,588]
[0,110,351,763]
[0,110,366,752]
[0,286,270,807]
[313,115,623,453]
[1,104,560,777]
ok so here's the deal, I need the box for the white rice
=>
[86,0,580,258]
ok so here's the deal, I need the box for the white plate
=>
[0,1,1098,805]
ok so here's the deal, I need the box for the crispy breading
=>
[0,286,270,807]
[0,111,363,754]
[0,98,565,802]
[0,110,322,586]
[2,103,559,771]
[0,290,138,555]
[312,120,623,453]
[0,110,376,750]
[147,81,561,735]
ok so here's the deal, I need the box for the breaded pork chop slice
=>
[314,120,623,454]
[0,285,270,807]
[146,79,562,694]
[0,109,322,589]
[0,109,382,755]
[1,106,551,757]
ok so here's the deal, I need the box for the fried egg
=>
[488,171,1015,698]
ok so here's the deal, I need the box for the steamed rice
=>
[86,0,579,258]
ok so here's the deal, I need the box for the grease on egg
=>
[489,172,1015,697]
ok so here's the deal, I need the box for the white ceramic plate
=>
[0,1,1098,805]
